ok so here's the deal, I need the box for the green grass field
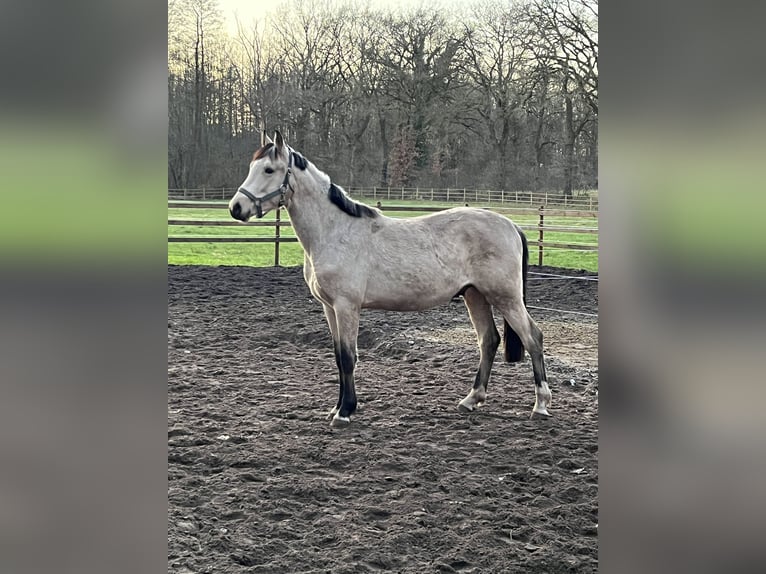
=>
[168,199,598,272]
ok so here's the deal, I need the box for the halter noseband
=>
[237,151,295,218]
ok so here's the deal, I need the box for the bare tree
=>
[168,0,224,187]
[229,17,275,132]
[528,0,598,195]
[268,0,350,153]
[463,0,537,189]
[373,8,466,176]
[167,0,597,193]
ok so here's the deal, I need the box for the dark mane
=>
[254,142,372,217]
[291,151,307,170]
[328,183,378,218]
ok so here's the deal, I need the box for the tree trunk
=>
[563,93,574,197]
[378,112,389,186]
[347,113,371,186]
[494,114,510,190]
[192,27,202,184]
[533,112,546,192]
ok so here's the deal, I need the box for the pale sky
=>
[215,0,275,32]
[217,0,473,35]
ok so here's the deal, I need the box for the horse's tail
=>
[503,227,528,363]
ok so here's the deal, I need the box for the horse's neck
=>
[286,165,347,256]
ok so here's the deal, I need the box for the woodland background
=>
[168,0,597,194]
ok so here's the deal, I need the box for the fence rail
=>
[169,187,598,209]
[168,237,300,243]
[351,187,598,209]
[167,219,293,227]
[168,200,598,267]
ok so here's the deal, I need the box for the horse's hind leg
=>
[458,287,500,413]
[499,302,552,418]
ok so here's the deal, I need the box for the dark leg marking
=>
[473,324,500,391]
[337,343,357,418]
[529,323,547,387]
[459,287,500,412]
[333,339,343,412]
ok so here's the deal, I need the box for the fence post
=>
[501,190,504,203]
[387,187,391,200]
[275,208,281,266]
[183,188,187,199]
[202,187,206,200]
[545,191,548,205]
[431,188,434,201]
[463,188,466,203]
[589,195,593,210]
[373,186,377,199]
[515,191,518,203]
[401,187,404,201]
[447,188,450,202]
[538,205,545,266]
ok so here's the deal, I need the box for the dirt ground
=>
[168,264,598,573]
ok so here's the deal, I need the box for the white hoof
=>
[328,406,340,420]
[531,382,552,419]
[330,413,351,428]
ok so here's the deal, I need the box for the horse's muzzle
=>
[230,201,246,221]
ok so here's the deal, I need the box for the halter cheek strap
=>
[238,151,295,218]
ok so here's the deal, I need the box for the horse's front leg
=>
[321,303,343,420]
[329,299,360,428]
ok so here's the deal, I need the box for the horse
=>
[229,131,552,427]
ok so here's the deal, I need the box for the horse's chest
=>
[307,277,329,303]
[304,256,366,305]
[304,266,333,304]
[306,268,363,306]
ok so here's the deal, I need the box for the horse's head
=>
[229,130,292,221]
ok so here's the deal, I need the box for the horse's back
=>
[383,207,521,262]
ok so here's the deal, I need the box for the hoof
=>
[327,407,339,420]
[530,409,552,420]
[330,414,351,428]
[458,389,487,414]
[458,398,484,413]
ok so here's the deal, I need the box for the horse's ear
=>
[262,131,273,146]
[274,130,286,158]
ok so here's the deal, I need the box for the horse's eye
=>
[265,167,274,174]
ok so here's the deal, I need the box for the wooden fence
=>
[168,200,598,267]
[169,187,598,210]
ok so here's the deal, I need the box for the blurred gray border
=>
[0,1,168,573]
[602,0,766,571]
[2,0,766,571]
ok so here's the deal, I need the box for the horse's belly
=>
[362,282,458,311]
[363,295,453,311]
